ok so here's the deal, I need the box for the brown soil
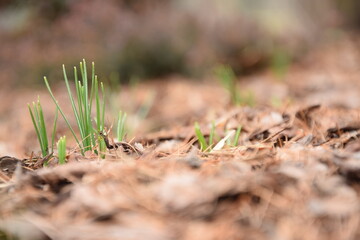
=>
[2,36,360,240]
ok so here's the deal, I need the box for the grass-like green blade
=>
[232,125,242,146]
[89,62,95,112]
[74,67,85,137]
[75,79,85,138]
[98,137,106,158]
[194,122,208,151]
[101,82,105,131]
[37,100,48,154]
[63,64,84,140]
[57,136,66,164]
[95,76,101,131]
[44,76,83,154]
[51,108,58,153]
[80,60,91,151]
[28,103,47,157]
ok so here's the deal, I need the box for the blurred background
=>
[1,0,360,157]
[0,0,358,87]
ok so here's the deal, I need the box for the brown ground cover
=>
[2,36,360,240]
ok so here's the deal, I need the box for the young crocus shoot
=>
[194,122,209,152]
[28,97,49,157]
[44,60,106,156]
[117,111,127,141]
[232,125,242,146]
[51,109,59,152]
[225,126,242,147]
[57,136,66,164]
[194,121,242,152]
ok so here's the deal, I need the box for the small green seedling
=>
[232,125,242,146]
[225,125,242,147]
[57,136,66,164]
[194,121,217,152]
[28,97,49,157]
[51,109,59,153]
[194,122,208,151]
[117,110,127,141]
[28,97,59,158]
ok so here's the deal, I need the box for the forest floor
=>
[2,36,360,240]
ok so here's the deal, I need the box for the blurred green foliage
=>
[214,65,255,106]
[270,47,291,79]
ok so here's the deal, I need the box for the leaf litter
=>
[2,38,360,240]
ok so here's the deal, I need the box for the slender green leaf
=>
[28,104,46,157]
[57,136,66,164]
[194,122,208,151]
[51,108,58,152]
[95,76,101,131]
[44,76,83,153]
[232,125,242,146]
[101,81,105,131]
[98,138,106,159]
[37,100,48,154]
[89,62,95,112]
[63,65,83,139]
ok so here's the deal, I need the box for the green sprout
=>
[28,97,59,158]
[232,125,242,146]
[225,125,242,147]
[195,122,242,152]
[194,122,218,152]
[117,110,127,141]
[28,97,49,157]
[51,109,59,153]
[214,64,256,107]
[57,136,66,164]
[194,122,209,151]
[44,59,106,155]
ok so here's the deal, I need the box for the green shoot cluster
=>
[194,121,242,152]
[29,59,128,162]
[44,59,106,155]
